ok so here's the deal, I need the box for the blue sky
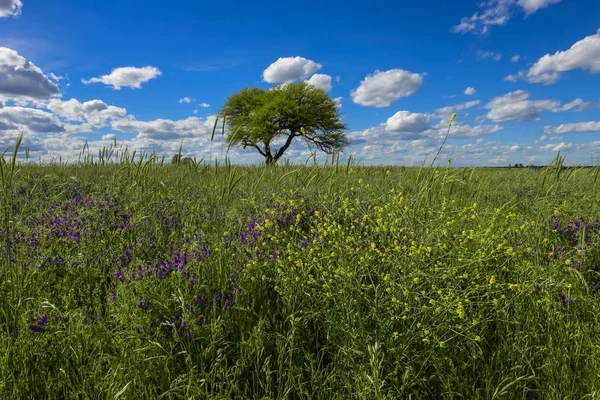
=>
[0,0,599,166]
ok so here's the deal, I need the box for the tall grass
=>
[0,138,599,399]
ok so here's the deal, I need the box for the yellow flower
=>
[451,113,457,121]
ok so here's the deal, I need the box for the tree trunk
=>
[264,141,274,166]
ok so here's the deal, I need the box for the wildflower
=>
[38,315,48,325]
[29,325,46,333]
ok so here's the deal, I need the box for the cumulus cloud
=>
[0,0,22,18]
[452,0,561,35]
[544,121,600,135]
[511,55,521,62]
[0,106,64,133]
[262,57,322,84]
[436,122,503,139]
[179,97,194,104]
[505,29,600,84]
[485,90,565,122]
[385,111,431,133]
[333,97,342,110]
[540,142,572,152]
[464,87,476,95]
[517,0,561,15]
[436,100,481,120]
[0,47,60,101]
[47,98,127,128]
[102,133,116,141]
[111,115,217,141]
[305,74,332,92]
[82,66,162,89]
[351,69,423,108]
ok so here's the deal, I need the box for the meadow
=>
[1,141,600,399]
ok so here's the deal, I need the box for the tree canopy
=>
[220,82,348,165]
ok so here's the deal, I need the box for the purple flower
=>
[38,315,48,325]
[559,294,568,308]
[110,289,117,302]
[137,300,151,310]
[115,268,124,283]
[197,315,205,326]
[181,321,188,330]
[58,316,68,323]
[29,325,47,333]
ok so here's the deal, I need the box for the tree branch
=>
[273,132,298,162]
[242,140,267,157]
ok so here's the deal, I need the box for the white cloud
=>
[193,109,198,114]
[305,74,332,92]
[48,72,64,82]
[506,28,600,84]
[436,100,481,120]
[452,0,561,35]
[102,133,116,141]
[262,56,322,84]
[0,47,60,101]
[464,87,476,95]
[179,97,194,104]
[333,97,342,110]
[511,55,521,62]
[477,51,502,61]
[0,106,64,133]
[0,0,22,18]
[351,69,423,108]
[544,121,600,135]
[485,90,563,122]
[556,98,592,112]
[540,142,572,152]
[517,0,561,15]
[46,98,127,128]
[385,111,431,133]
[198,102,210,108]
[439,122,503,139]
[111,115,217,141]
[82,66,161,89]
[452,0,514,34]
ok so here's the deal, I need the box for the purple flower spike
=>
[38,315,48,325]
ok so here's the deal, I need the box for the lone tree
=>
[220,82,348,165]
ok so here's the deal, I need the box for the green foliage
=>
[171,153,182,164]
[2,145,600,398]
[221,82,348,165]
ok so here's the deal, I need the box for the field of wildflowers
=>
[1,144,600,398]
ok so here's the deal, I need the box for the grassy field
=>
[1,144,600,399]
